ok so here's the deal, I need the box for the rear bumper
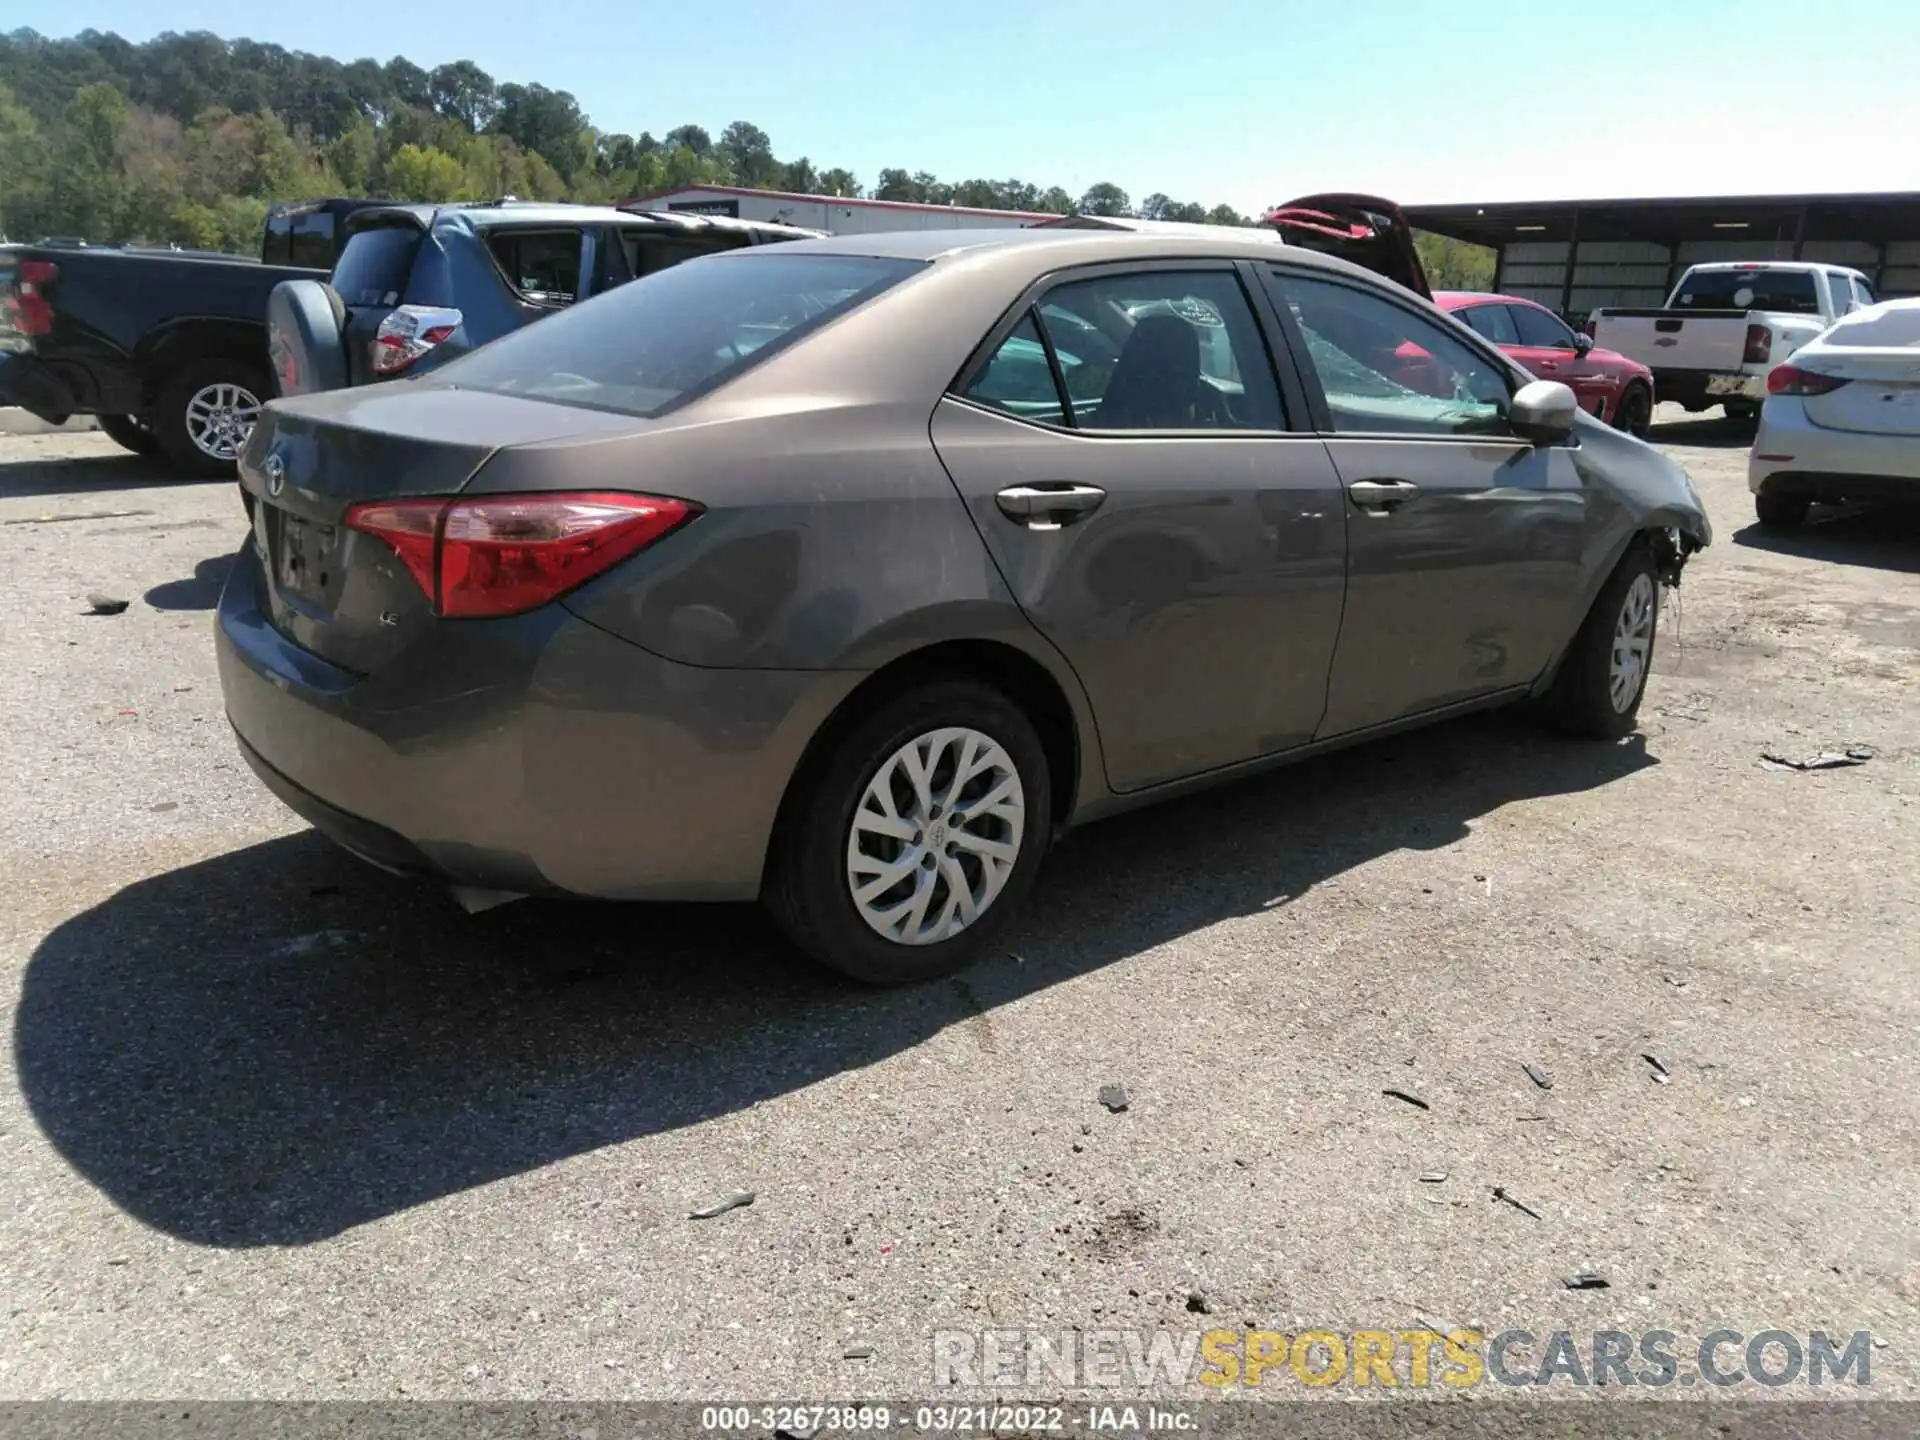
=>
[1653,368,1764,407]
[0,353,78,423]
[216,542,861,901]
[1749,401,1920,498]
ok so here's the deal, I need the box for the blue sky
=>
[34,0,1920,213]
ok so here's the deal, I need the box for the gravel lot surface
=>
[1,407,1915,1403]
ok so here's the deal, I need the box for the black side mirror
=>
[1571,331,1594,355]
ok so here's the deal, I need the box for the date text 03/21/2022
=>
[699,1404,1196,1432]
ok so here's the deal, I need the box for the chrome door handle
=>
[995,483,1107,528]
[1347,479,1420,511]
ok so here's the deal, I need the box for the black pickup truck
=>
[0,199,381,475]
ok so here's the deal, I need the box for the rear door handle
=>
[995,483,1107,529]
[1347,479,1420,511]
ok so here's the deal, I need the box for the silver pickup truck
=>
[1589,262,1874,422]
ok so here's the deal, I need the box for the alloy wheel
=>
[1609,572,1657,712]
[845,726,1025,946]
[184,382,263,462]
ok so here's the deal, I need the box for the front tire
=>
[97,412,161,458]
[1613,384,1652,439]
[1546,543,1661,739]
[1755,491,1810,531]
[152,358,269,478]
[766,679,1053,985]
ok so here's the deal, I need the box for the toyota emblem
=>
[264,454,286,497]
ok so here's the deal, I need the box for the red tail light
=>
[9,259,58,336]
[371,304,462,375]
[1767,364,1848,396]
[345,491,696,618]
[1743,322,1772,365]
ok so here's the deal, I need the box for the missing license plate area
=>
[273,509,343,602]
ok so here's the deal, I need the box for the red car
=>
[1260,199,1656,439]
[1437,291,1655,437]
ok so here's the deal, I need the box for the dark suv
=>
[268,202,819,395]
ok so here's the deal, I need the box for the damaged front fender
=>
[1568,411,1712,583]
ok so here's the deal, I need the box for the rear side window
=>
[486,228,584,306]
[1673,269,1819,314]
[961,315,1068,425]
[432,252,924,417]
[973,270,1283,431]
[1852,276,1876,307]
[1510,303,1576,348]
[332,225,423,307]
[620,229,749,280]
[1460,304,1519,345]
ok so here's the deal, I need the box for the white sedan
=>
[1749,298,1920,530]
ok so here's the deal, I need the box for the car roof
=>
[348,201,818,234]
[711,223,1386,280]
[1684,260,1862,275]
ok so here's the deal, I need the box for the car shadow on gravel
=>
[144,553,235,610]
[1732,507,1920,575]
[1646,415,1754,449]
[16,711,1653,1248]
[0,453,200,499]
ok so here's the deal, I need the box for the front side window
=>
[1510,302,1576,349]
[486,228,585,306]
[1025,270,1284,431]
[433,252,923,418]
[1460,303,1520,345]
[1274,272,1512,436]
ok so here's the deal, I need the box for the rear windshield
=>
[1673,268,1819,314]
[430,252,924,417]
[332,225,423,307]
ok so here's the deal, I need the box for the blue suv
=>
[268,201,818,396]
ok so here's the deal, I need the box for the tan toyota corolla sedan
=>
[222,227,1710,984]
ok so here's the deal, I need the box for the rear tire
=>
[97,412,161,458]
[1613,384,1652,439]
[1545,542,1661,740]
[1755,491,1810,532]
[766,679,1052,985]
[1722,400,1758,425]
[152,357,270,478]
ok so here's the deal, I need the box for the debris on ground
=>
[85,593,130,615]
[1185,1290,1212,1314]
[1382,1088,1430,1111]
[1097,1084,1130,1113]
[841,1343,874,1360]
[1492,1186,1542,1220]
[1418,1170,1448,1184]
[1760,747,1874,771]
[1563,1271,1610,1290]
[1522,1062,1553,1090]
[688,1190,756,1220]
[1643,1052,1673,1084]
[149,801,177,813]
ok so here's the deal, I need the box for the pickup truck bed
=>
[0,244,328,475]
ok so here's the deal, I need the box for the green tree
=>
[0,81,48,235]
[384,142,463,202]
[1414,231,1495,290]
[718,119,778,187]
[1078,181,1130,217]
[1205,203,1248,227]
[816,166,859,198]
[429,60,496,132]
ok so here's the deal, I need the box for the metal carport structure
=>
[1403,191,1920,321]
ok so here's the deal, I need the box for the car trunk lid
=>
[240,385,639,674]
[1263,193,1431,300]
[1796,302,1920,435]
